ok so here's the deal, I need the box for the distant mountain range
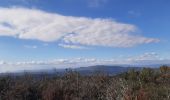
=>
[1,63,168,76]
[73,65,143,75]
[0,65,146,76]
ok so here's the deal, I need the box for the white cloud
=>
[58,44,89,49]
[24,45,37,49]
[0,60,6,65]
[0,53,169,73]
[128,10,141,17]
[0,7,159,49]
[126,52,169,65]
[87,0,108,8]
[127,52,160,61]
[43,43,49,46]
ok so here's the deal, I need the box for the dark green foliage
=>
[0,66,169,100]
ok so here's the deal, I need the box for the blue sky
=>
[0,0,170,72]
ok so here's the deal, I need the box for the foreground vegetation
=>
[0,66,169,100]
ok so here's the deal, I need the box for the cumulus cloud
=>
[0,7,159,49]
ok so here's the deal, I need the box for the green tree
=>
[139,68,154,83]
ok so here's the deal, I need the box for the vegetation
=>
[0,66,169,100]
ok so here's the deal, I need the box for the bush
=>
[0,67,169,100]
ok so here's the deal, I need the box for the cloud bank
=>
[0,7,159,49]
[0,52,169,73]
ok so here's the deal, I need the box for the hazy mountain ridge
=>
[73,65,143,75]
[0,65,146,76]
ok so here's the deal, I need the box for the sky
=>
[0,0,170,72]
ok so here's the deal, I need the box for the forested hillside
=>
[0,66,169,100]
